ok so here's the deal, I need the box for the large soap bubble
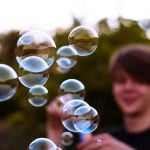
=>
[0,64,18,102]
[68,26,98,56]
[16,30,56,68]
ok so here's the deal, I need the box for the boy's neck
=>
[124,110,150,133]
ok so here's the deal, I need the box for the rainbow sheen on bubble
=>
[68,26,98,56]
[0,64,18,102]
[16,30,56,67]
[28,85,48,107]
[28,138,57,150]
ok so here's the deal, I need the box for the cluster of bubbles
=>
[0,25,99,149]
[58,79,100,146]
[61,99,99,134]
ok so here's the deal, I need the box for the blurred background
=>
[0,0,150,149]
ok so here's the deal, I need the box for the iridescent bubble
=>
[20,56,49,73]
[61,131,74,146]
[28,138,57,150]
[59,79,85,104]
[56,45,78,70]
[0,64,18,102]
[18,69,49,88]
[61,99,89,132]
[73,106,100,133]
[68,26,98,56]
[28,85,48,107]
[16,30,56,67]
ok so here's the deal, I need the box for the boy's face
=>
[112,70,150,116]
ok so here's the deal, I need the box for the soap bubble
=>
[0,64,18,102]
[59,79,85,104]
[61,99,89,132]
[73,105,100,133]
[28,138,57,150]
[28,85,48,107]
[16,30,56,67]
[68,26,98,56]
[61,131,74,146]
[20,56,49,73]
[56,45,77,70]
[18,69,49,88]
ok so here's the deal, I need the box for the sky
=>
[0,0,150,33]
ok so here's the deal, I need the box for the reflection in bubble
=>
[0,64,18,102]
[68,26,98,56]
[61,131,74,146]
[61,99,89,132]
[59,79,85,104]
[19,70,49,88]
[73,106,100,133]
[56,45,77,70]
[28,85,48,107]
[20,56,49,73]
[28,138,57,150]
[16,30,56,68]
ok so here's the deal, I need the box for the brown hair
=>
[108,44,150,84]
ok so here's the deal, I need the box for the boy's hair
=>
[108,44,150,84]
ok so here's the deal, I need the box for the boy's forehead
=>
[113,69,133,79]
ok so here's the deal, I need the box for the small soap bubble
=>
[68,26,98,56]
[0,64,18,102]
[56,45,78,70]
[28,137,57,150]
[61,131,74,146]
[73,106,100,133]
[59,79,85,104]
[16,30,56,68]
[28,85,48,107]
[61,99,89,132]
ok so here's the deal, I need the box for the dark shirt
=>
[107,125,150,150]
[64,125,150,150]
